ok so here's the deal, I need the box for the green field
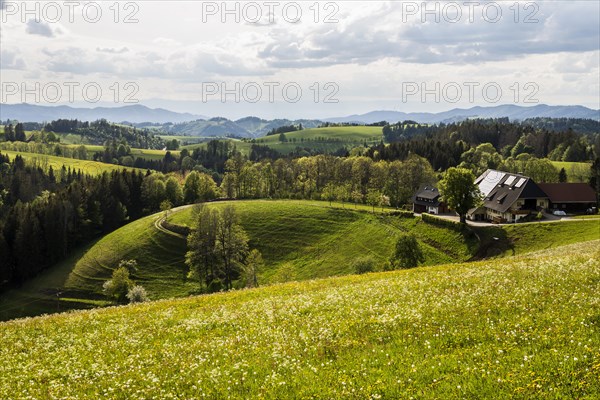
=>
[0,150,146,175]
[157,135,208,146]
[1,241,598,398]
[0,200,477,320]
[473,219,600,258]
[2,200,599,322]
[62,144,180,161]
[67,200,477,295]
[182,126,384,154]
[551,161,592,182]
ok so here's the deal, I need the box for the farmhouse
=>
[468,169,548,223]
[411,185,449,214]
[537,183,597,213]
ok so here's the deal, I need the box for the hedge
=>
[421,213,464,231]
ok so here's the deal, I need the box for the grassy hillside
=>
[67,200,478,295]
[1,241,598,398]
[2,201,599,321]
[182,126,384,154]
[0,150,145,175]
[551,161,592,182]
[62,144,180,161]
[475,219,600,257]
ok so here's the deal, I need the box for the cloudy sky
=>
[1,1,599,119]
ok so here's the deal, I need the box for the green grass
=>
[182,126,383,154]
[62,144,180,161]
[551,161,592,182]
[571,214,600,219]
[0,150,146,175]
[65,212,199,299]
[474,219,600,257]
[1,241,598,398]
[3,200,599,321]
[69,200,476,292]
[0,201,474,320]
[503,220,600,255]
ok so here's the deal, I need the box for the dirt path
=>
[153,204,195,239]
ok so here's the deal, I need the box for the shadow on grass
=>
[472,226,515,259]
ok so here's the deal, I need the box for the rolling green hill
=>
[550,161,592,182]
[0,200,477,320]
[62,144,180,161]
[67,200,478,296]
[182,126,384,154]
[0,150,146,175]
[1,241,598,398]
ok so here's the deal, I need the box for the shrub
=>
[422,213,463,231]
[103,267,133,303]
[351,257,376,274]
[390,234,425,269]
[126,285,149,303]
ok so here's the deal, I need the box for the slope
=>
[1,241,598,398]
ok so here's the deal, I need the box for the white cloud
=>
[0,49,26,69]
[25,19,64,38]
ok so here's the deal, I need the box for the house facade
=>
[411,185,448,215]
[468,169,548,223]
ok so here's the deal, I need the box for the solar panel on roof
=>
[515,178,527,188]
[504,176,516,186]
[478,171,506,196]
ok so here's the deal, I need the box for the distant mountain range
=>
[135,117,323,138]
[0,104,204,124]
[326,104,600,124]
[1,103,598,137]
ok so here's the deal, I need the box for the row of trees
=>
[3,124,27,142]
[219,153,436,208]
[185,205,263,291]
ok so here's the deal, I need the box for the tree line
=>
[0,152,219,290]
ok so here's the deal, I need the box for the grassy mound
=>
[1,241,598,398]
[67,200,477,296]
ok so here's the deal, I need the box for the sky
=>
[1,0,599,119]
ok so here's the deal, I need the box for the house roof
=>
[476,169,547,213]
[537,183,597,203]
[412,185,441,207]
[415,186,440,200]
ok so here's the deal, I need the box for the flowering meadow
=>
[1,241,599,399]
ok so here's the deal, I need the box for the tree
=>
[559,167,568,183]
[366,189,382,213]
[216,206,249,290]
[166,139,180,151]
[165,177,183,206]
[322,183,337,206]
[126,285,149,303]
[141,174,166,212]
[438,167,482,224]
[186,205,220,288]
[390,234,424,269]
[14,123,26,142]
[352,256,375,274]
[103,266,133,303]
[242,249,263,288]
[184,171,218,203]
[279,133,288,142]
